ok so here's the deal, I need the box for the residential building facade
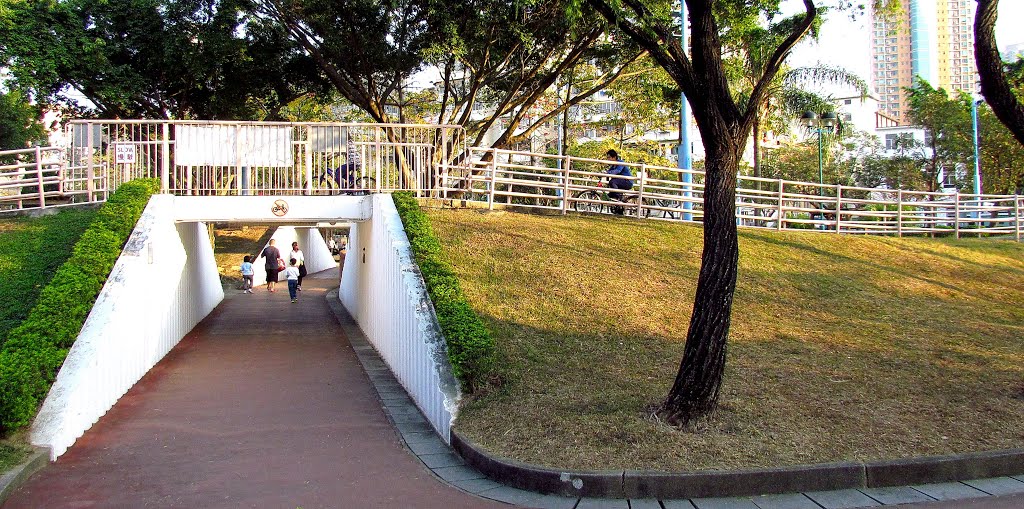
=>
[871,0,977,123]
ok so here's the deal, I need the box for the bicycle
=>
[572,180,642,217]
[317,165,376,195]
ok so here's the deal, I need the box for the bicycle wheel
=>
[642,197,676,219]
[573,191,604,214]
[318,173,339,196]
[352,176,376,195]
[621,195,641,217]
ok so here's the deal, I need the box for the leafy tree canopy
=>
[0,0,329,119]
[0,88,47,151]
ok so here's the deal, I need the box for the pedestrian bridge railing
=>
[2,120,1021,241]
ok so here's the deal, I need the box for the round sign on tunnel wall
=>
[272,199,289,217]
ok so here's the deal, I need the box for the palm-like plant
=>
[724,13,868,179]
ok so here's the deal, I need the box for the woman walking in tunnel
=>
[260,239,283,292]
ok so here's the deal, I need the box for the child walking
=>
[240,255,254,294]
[284,258,301,303]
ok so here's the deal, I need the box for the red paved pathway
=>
[2,272,511,509]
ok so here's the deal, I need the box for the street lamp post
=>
[971,98,983,196]
[800,111,838,196]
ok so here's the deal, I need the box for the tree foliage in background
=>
[592,56,678,146]
[253,0,432,123]
[425,0,644,154]
[905,79,972,193]
[0,0,328,119]
[0,88,47,151]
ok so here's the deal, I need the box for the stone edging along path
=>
[452,430,1024,499]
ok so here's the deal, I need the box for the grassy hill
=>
[0,208,97,471]
[429,208,1024,472]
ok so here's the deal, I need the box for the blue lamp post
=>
[678,1,692,221]
[800,111,838,196]
[971,98,983,196]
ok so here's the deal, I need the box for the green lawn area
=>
[0,208,97,344]
[430,208,1024,472]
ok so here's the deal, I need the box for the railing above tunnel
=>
[54,120,468,198]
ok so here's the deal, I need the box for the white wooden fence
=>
[2,120,1020,242]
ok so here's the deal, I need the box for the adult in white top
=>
[290,242,306,290]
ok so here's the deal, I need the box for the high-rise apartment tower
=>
[870,0,977,123]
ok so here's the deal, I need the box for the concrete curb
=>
[0,447,49,505]
[453,430,1024,499]
[865,448,1024,488]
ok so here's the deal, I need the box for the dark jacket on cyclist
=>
[605,150,633,192]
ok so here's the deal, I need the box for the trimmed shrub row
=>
[0,179,161,433]
[391,192,495,392]
[0,207,98,343]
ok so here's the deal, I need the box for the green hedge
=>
[0,208,97,343]
[391,193,494,392]
[0,179,161,433]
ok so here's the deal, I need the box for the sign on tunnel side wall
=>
[170,195,373,223]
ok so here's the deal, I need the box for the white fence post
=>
[897,189,903,237]
[304,126,313,196]
[777,180,784,231]
[1016,195,1021,243]
[86,121,96,202]
[487,152,496,210]
[35,146,46,209]
[835,184,842,233]
[561,157,571,215]
[161,123,170,192]
[954,193,961,239]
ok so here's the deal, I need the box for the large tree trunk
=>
[976,0,1024,146]
[658,130,741,426]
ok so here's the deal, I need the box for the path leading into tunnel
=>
[1,271,511,509]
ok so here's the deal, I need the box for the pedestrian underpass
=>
[30,193,459,460]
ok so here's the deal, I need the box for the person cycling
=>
[604,149,633,214]
[336,142,361,190]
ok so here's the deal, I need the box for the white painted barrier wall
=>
[31,195,225,459]
[340,194,461,442]
[251,226,338,287]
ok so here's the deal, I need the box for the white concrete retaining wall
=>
[252,226,337,287]
[30,195,224,459]
[340,194,460,443]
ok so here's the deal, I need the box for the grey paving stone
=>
[751,493,820,509]
[384,403,423,415]
[408,438,450,456]
[963,477,1024,496]
[524,494,581,509]
[575,497,629,508]
[911,482,989,501]
[691,496,760,509]
[662,501,697,509]
[378,390,411,401]
[389,412,429,425]
[629,499,664,509]
[401,431,439,445]
[418,452,465,468]
[431,465,486,483]
[478,485,546,505]
[804,488,881,508]
[858,486,935,505]
[394,421,433,434]
[451,477,503,494]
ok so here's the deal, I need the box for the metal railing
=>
[3,120,1022,241]
[444,147,1023,241]
[0,146,75,210]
